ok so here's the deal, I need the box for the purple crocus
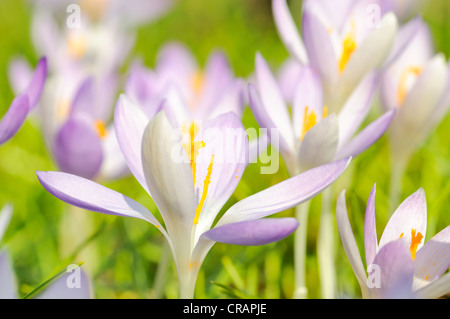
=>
[337,184,450,299]
[0,57,47,145]
[37,102,351,298]
[272,0,400,111]
[0,205,92,299]
[249,53,395,175]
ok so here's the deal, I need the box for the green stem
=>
[153,240,171,299]
[317,187,336,299]
[293,200,311,299]
[389,154,408,216]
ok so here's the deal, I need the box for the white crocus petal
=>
[0,204,13,243]
[336,190,369,298]
[336,13,397,112]
[298,115,339,172]
[159,84,192,129]
[272,0,309,64]
[37,268,92,299]
[414,272,450,299]
[141,111,196,271]
[378,188,427,252]
[98,126,129,181]
[0,250,17,299]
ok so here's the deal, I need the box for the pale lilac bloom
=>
[0,57,47,145]
[337,185,450,299]
[37,105,351,298]
[380,18,450,161]
[248,53,395,175]
[272,0,400,111]
[0,205,92,299]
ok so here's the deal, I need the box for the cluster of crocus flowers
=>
[37,93,352,297]
[337,185,450,299]
[0,205,92,299]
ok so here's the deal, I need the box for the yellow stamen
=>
[191,71,205,96]
[94,120,107,139]
[397,66,423,105]
[181,122,205,184]
[300,106,317,141]
[67,32,87,59]
[193,155,214,225]
[338,22,357,73]
[410,229,423,261]
[399,233,404,238]
[322,106,328,119]
[425,275,429,281]
[80,0,109,21]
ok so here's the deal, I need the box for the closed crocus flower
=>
[381,18,450,163]
[37,103,351,298]
[0,205,92,299]
[0,57,47,145]
[337,184,450,299]
[125,42,245,122]
[272,0,399,111]
[385,0,425,22]
[249,53,395,175]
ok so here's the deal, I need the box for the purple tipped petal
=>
[364,184,378,267]
[334,110,395,161]
[370,239,414,299]
[37,268,92,299]
[53,117,103,179]
[218,157,351,226]
[0,95,30,145]
[203,218,299,246]
[25,56,47,109]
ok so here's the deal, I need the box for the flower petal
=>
[0,250,17,299]
[0,95,29,145]
[203,218,298,246]
[217,157,351,226]
[272,0,309,63]
[0,204,13,244]
[364,184,378,267]
[336,190,369,297]
[36,268,92,299]
[414,272,450,299]
[378,188,427,251]
[25,56,48,109]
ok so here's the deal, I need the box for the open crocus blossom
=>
[0,57,47,145]
[0,205,92,299]
[37,106,351,298]
[249,53,395,175]
[380,18,450,163]
[272,0,399,111]
[337,184,450,299]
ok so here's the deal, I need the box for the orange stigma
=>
[410,229,423,261]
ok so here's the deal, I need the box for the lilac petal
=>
[36,171,167,234]
[364,184,378,267]
[370,239,414,299]
[272,0,308,64]
[25,56,47,109]
[8,57,33,95]
[378,188,427,251]
[334,109,395,161]
[206,78,245,120]
[0,95,30,145]
[0,250,17,299]
[114,95,150,193]
[302,7,338,91]
[277,58,303,103]
[53,117,103,180]
[203,218,299,246]
[217,157,351,226]
[255,53,295,153]
[37,268,92,299]
[0,204,13,244]
[415,272,450,299]
[413,226,450,286]
[336,190,368,297]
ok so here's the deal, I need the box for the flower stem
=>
[389,154,408,216]
[153,240,171,299]
[293,200,311,299]
[317,187,336,299]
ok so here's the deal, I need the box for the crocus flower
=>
[37,102,351,298]
[272,0,400,111]
[0,205,92,299]
[380,18,450,163]
[248,53,395,175]
[125,42,245,122]
[385,0,425,22]
[337,184,450,299]
[0,57,47,145]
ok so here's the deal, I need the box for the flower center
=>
[397,66,422,105]
[338,22,357,73]
[80,0,109,21]
[94,120,108,139]
[399,229,423,260]
[300,106,328,141]
[67,32,87,59]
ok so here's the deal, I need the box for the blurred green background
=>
[0,0,449,299]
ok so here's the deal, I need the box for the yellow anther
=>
[94,120,108,139]
[397,66,423,105]
[193,155,214,225]
[300,106,317,141]
[338,22,357,73]
[182,122,205,184]
[67,32,87,59]
[322,106,328,119]
[80,0,108,21]
[410,229,423,261]
[191,71,205,96]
